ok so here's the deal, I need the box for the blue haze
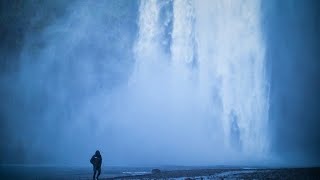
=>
[0,0,319,167]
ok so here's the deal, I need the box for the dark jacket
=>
[90,150,102,169]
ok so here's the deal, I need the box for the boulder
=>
[151,169,161,174]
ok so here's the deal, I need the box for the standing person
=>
[90,150,102,180]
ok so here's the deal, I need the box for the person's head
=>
[95,150,100,156]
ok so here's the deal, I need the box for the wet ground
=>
[1,165,319,179]
[111,168,320,179]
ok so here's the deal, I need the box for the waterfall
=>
[134,0,161,62]
[194,0,269,155]
[131,0,269,162]
[171,0,196,66]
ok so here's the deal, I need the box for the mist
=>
[0,0,319,167]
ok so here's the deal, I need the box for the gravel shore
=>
[1,166,320,179]
[109,168,320,179]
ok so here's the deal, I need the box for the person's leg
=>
[97,167,101,179]
[93,167,97,180]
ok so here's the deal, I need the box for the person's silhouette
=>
[90,150,102,180]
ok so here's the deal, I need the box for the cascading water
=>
[131,0,269,163]
[3,0,320,167]
[195,0,269,155]
[2,0,269,165]
[171,0,196,66]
